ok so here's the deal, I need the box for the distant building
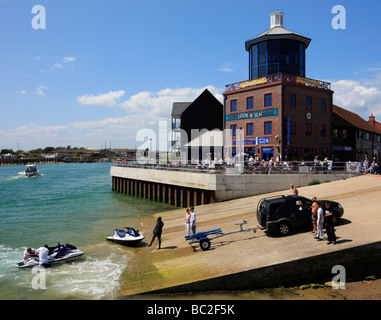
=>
[171,89,223,162]
[333,106,381,162]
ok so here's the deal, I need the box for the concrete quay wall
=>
[110,166,353,205]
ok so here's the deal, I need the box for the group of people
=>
[23,244,49,267]
[290,184,336,244]
[310,197,337,244]
[147,206,197,250]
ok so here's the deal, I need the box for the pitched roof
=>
[333,105,381,135]
[171,102,192,117]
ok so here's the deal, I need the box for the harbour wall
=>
[110,166,354,206]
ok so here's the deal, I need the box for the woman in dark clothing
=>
[148,217,164,249]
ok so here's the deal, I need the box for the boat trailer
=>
[185,220,263,251]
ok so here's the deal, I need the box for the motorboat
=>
[18,164,40,177]
[106,227,144,247]
[17,243,84,268]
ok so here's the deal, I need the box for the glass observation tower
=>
[245,11,311,79]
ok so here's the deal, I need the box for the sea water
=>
[0,162,174,300]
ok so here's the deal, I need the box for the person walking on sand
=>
[148,217,164,250]
[311,197,318,236]
[316,202,324,241]
[324,202,337,244]
[190,206,197,235]
[185,208,191,237]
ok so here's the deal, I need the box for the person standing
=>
[35,244,50,267]
[185,208,191,237]
[148,217,164,250]
[190,206,197,235]
[324,202,337,244]
[316,202,324,241]
[311,197,318,236]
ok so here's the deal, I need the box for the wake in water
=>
[0,244,131,300]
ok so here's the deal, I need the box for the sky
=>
[1,0,381,151]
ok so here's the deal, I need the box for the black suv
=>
[256,195,344,236]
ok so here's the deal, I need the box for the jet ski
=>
[17,243,84,268]
[106,227,144,247]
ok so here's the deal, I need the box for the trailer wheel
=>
[199,239,211,251]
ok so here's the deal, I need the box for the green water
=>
[0,162,174,300]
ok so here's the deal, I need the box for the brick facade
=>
[223,80,333,161]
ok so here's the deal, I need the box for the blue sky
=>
[1,0,381,151]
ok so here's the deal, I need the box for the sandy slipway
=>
[119,175,381,296]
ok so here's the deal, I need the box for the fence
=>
[112,160,366,175]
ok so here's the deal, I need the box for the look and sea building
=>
[110,11,381,207]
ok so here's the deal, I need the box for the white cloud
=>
[2,86,223,150]
[332,79,381,118]
[63,56,76,63]
[36,85,49,96]
[51,63,63,70]
[118,86,223,117]
[17,90,27,95]
[218,63,234,72]
[77,90,126,107]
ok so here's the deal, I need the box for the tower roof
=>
[245,11,311,51]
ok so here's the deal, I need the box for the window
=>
[230,100,237,112]
[320,99,326,112]
[230,124,237,137]
[306,122,312,136]
[264,121,272,135]
[290,93,296,108]
[365,132,369,141]
[320,124,327,137]
[246,96,254,110]
[342,129,347,139]
[246,123,254,136]
[333,128,338,138]
[264,93,272,108]
[306,96,312,109]
[290,121,296,135]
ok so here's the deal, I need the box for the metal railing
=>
[112,160,365,175]
[224,73,331,93]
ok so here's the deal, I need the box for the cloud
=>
[332,79,381,118]
[218,63,234,72]
[17,90,27,95]
[77,90,126,107]
[63,56,76,63]
[36,85,49,96]
[51,63,63,70]
[118,86,223,117]
[2,85,223,150]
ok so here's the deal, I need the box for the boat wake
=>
[0,244,131,300]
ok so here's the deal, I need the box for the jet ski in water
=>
[17,243,84,268]
[106,227,144,247]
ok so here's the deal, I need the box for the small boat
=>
[17,243,84,268]
[18,164,40,177]
[106,227,144,247]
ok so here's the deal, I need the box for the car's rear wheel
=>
[278,221,292,236]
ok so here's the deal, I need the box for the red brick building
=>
[223,11,333,161]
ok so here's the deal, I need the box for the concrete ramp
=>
[119,175,381,296]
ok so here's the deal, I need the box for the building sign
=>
[233,137,269,145]
[239,77,267,89]
[297,77,321,88]
[346,162,360,173]
[226,108,278,121]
